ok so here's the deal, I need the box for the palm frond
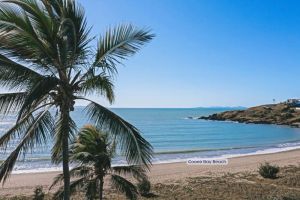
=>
[112,165,147,182]
[55,0,91,69]
[70,125,111,168]
[18,76,59,120]
[0,92,26,115]
[0,100,54,151]
[110,174,138,200]
[53,177,87,200]
[78,72,115,103]
[1,0,91,72]
[55,0,91,63]
[50,165,93,190]
[84,101,153,167]
[57,18,77,68]
[41,0,92,71]
[70,151,94,163]
[72,125,108,154]
[0,54,44,90]
[5,0,59,53]
[0,1,57,71]
[0,110,54,184]
[94,24,154,75]
[5,0,56,37]
[0,112,33,151]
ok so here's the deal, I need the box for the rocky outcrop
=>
[199,103,300,127]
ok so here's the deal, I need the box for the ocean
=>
[1,107,300,173]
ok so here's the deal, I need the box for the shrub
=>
[138,179,151,196]
[258,162,279,179]
[33,186,45,200]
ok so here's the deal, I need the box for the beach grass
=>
[1,165,300,200]
[144,168,300,200]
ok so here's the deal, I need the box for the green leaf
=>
[0,1,56,70]
[0,54,44,90]
[53,177,87,200]
[84,101,153,168]
[112,165,147,182]
[94,24,154,75]
[79,72,115,104]
[0,110,54,184]
[0,92,26,115]
[18,76,59,120]
[111,174,138,200]
[50,166,92,190]
[0,111,33,151]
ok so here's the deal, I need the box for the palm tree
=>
[51,125,148,200]
[0,0,154,199]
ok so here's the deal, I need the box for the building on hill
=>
[286,99,300,107]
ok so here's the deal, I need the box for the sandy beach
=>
[1,149,300,197]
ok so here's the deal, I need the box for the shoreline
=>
[1,148,300,197]
[10,142,300,174]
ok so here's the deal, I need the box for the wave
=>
[3,107,300,174]
[4,139,300,174]
[223,145,300,158]
[152,142,300,164]
[12,167,62,174]
[154,146,257,155]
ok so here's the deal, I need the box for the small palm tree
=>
[0,0,154,199]
[51,125,148,200]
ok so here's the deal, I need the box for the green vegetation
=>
[200,103,300,126]
[259,162,280,179]
[2,165,300,200]
[0,0,154,199]
[51,125,149,200]
[33,186,45,200]
[138,179,152,197]
[137,165,300,200]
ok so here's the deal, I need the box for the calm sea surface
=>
[1,107,300,173]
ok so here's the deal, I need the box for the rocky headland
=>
[199,103,300,127]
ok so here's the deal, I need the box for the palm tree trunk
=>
[99,178,104,200]
[62,108,70,200]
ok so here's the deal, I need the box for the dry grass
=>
[2,165,300,200]
[140,165,300,200]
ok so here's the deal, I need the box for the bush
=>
[33,186,45,200]
[258,162,279,179]
[137,179,151,196]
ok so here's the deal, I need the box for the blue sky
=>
[13,0,300,108]
[77,0,300,108]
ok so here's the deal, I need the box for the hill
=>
[199,103,300,127]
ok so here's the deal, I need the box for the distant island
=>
[199,99,300,127]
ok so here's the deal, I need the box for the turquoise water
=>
[1,107,300,172]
